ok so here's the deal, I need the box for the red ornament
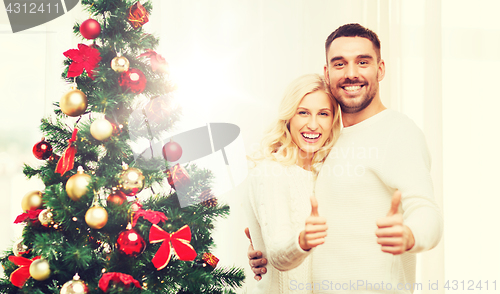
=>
[80,19,101,39]
[32,139,52,160]
[98,272,141,292]
[138,49,168,73]
[63,44,101,80]
[118,68,146,94]
[107,190,127,206]
[116,227,146,257]
[162,140,182,162]
[55,128,78,176]
[127,2,149,29]
[202,252,219,269]
[166,164,190,189]
[8,255,42,288]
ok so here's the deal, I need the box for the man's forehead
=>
[327,36,377,59]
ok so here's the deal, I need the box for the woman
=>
[244,73,341,293]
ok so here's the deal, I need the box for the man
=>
[246,23,443,293]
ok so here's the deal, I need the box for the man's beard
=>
[331,79,378,114]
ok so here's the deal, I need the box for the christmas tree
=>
[0,1,245,293]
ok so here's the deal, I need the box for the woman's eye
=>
[298,111,308,115]
[320,112,330,116]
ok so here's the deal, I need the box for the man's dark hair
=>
[325,23,381,62]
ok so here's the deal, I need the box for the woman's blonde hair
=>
[251,73,341,174]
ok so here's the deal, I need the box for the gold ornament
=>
[118,166,145,196]
[21,190,43,212]
[85,206,108,229]
[90,118,113,141]
[13,239,28,256]
[66,167,91,201]
[38,209,54,227]
[111,56,130,73]
[60,88,88,117]
[61,274,89,294]
[29,258,51,281]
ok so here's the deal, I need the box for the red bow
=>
[98,272,141,292]
[8,255,41,288]
[138,49,168,73]
[64,44,101,80]
[55,128,78,176]
[14,209,43,224]
[149,224,197,270]
[132,209,168,227]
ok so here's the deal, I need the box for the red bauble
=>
[33,139,53,160]
[118,68,147,94]
[80,19,101,39]
[162,140,182,162]
[107,190,127,206]
[116,228,146,257]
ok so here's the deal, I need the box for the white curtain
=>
[1,1,499,293]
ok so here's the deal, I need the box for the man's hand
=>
[299,196,328,251]
[375,190,415,254]
[245,227,267,281]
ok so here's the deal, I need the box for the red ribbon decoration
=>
[14,209,43,224]
[8,255,41,288]
[55,128,78,176]
[132,209,168,227]
[98,272,141,292]
[138,49,168,73]
[149,224,197,270]
[63,44,101,80]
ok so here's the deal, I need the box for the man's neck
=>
[341,99,387,127]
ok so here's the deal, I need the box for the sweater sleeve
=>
[381,120,443,253]
[247,161,311,271]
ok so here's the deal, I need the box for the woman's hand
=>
[299,196,328,251]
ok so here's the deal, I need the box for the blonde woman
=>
[244,74,341,293]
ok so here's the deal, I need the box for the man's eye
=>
[334,63,344,67]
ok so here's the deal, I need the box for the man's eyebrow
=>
[329,56,343,64]
[358,54,374,60]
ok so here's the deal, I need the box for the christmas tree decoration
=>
[98,272,141,292]
[127,2,149,29]
[12,240,28,257]
[85,206,108,229]
[166,164,190,189]
[55,128,79,176]
[199,189,217,208]
[132,208,168,227]
[79,19,101,39]
[65,166,91,201]
[138,49,168,73]
[32,138,53,160]
[90,118,113,141]
[144,95,171,124]
[117,165,145,196]
[63,44,101,80]
[14,209,43,224]
[110,55,130,73]
[60,88,88,117]
[106,189,127,206]
[118,68,146,94]
[162,139,182,162]
[38,209,54,227]
[116,225,146,257]
[21,190,43,212]
[149,224,196,270]
[202,252,219,269]
[8,256,42,288]
[29,258,51,281]
[60,274,88,294]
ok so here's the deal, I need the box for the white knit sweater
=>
[244,159,315,293]
[312,109,443,293]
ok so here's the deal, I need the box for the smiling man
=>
[247,23,443,294]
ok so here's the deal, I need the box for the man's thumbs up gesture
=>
[376,190,415,255]
[299,196,328,251]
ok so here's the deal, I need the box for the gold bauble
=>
[21,190,43,212]
[13,239,28,256]
[90,118,113,141]
[118,167,145,196]
[38,209,54,227]
[60,89,88,117]
[85,206,108,229]
[66,167,91,201]
[61,274,89,294]
[111,56,130,73]
[29,259,51,281]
